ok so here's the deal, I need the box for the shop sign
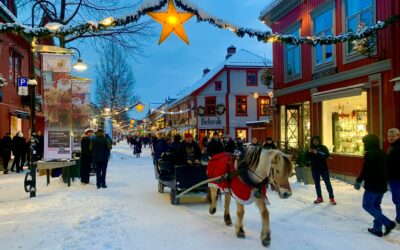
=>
[312,67,338,80]
[199,117,224,129]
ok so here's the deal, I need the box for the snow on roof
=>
[169,49,271,107]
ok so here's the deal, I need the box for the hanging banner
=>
[71,78,91,152]
[42,53,73,160]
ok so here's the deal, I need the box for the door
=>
[285,105,303,149]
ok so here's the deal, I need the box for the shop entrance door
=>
[285,105,303,149]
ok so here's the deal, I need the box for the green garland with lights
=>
[0,0,398,46]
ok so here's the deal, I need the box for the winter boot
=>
[329,198,337,205]
[314,197,323,204]
[384,221,396,235]
[367,228,383,237]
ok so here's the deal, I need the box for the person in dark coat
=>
[225,136,235,154]
[354,134,396,237]
[251,137,259,146]
[10,132,25,173]
[91,129,112,189]
[168,134,182,165]
[178,133,202,165]
[80,128,93,185]
[154,136,170,163]
[206,132,224,158]
[386,128,400,224]
[263,137,277,149]
[0,132,12,174]
[36,130,44,160]
[306,136,336,205]
[134,137,142,158]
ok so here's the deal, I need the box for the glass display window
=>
[322,92,368,155]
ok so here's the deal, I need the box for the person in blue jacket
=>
[306,136,336,205]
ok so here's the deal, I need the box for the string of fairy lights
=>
[0,0,397,46]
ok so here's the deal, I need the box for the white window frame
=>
[342,0,376,64]
[283,21,302,83]
[311,1,336,73]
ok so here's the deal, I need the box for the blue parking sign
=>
[17,77,29,87]
[17,77,29,96]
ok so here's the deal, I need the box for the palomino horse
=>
[207,146,293,247]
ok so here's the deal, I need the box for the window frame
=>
[246,70,258,86]
[258,96,271,116]
[205,96,216,117]
[342,0,376,64]
[235,95,248,117]
[215,81,222,91]
[283,21,302,83]
[311,1,336,73]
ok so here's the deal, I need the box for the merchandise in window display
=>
[332,110,367,155]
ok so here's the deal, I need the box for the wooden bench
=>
[37,161,76,187]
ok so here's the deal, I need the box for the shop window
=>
[246,70,258,86]
[10,115,22,138]
[345,0,374,55]
[303,101,311,148]
[313,6,334,67]
[280,103,309,150]
[284,25,301,81]
[236,96,248,116]
[259,97,271,116]
[215,81,222,91]
[235,128,248,142]
[205,96,216,116]
[322,92,368,155]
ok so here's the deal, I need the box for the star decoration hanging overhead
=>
[147,0,194,45]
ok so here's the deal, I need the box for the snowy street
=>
[0,144,399,250]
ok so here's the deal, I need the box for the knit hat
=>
[388,128,400,135]
[85,128,94,134]
[184,133,193,139]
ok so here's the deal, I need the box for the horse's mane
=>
[279,153,294,177]
[238,146,262,170]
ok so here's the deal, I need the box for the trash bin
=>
[62,159,80,183]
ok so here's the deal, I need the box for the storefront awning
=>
[312,83,367,103]
[246,118,271,127]
[158,127,174,133]
[176,125,195,134]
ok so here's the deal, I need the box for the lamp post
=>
[27,0,59,198]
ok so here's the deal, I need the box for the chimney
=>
[203,68,210,76]
[226,45,236,59]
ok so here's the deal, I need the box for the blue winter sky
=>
[22,0,274,118]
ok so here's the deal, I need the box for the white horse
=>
[208,147,293,247]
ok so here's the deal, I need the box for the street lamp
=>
[135,102,145,112]
[26,0,61,198]
[68,47,88,71]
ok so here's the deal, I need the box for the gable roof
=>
[168,49,271,107]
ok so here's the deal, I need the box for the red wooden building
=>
[260,0,400,179]
[0,1,47,140]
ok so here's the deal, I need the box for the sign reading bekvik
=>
[198,117,224,129]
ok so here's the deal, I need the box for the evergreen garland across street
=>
[0,0,398,46]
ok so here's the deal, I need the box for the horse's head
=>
[268,150,293,199]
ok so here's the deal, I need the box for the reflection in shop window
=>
[322,92,368,155]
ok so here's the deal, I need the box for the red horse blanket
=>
[207,153,269,205]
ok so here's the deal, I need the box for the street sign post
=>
[17,77,29,96]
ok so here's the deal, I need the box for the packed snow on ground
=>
[0,143,398,250]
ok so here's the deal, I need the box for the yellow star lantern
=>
[135,102,145,112]
[147,0,194,45]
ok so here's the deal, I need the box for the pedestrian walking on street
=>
[91,129,112,189]
[134,137,142,158]
[206,132,224,158]
[306,136,336,205]
[386,128,400,224]
[0,132,12,174]
[354,134,396,237]
[80,128,93,185]
[10,132,25,173]
[263,137,277,149]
